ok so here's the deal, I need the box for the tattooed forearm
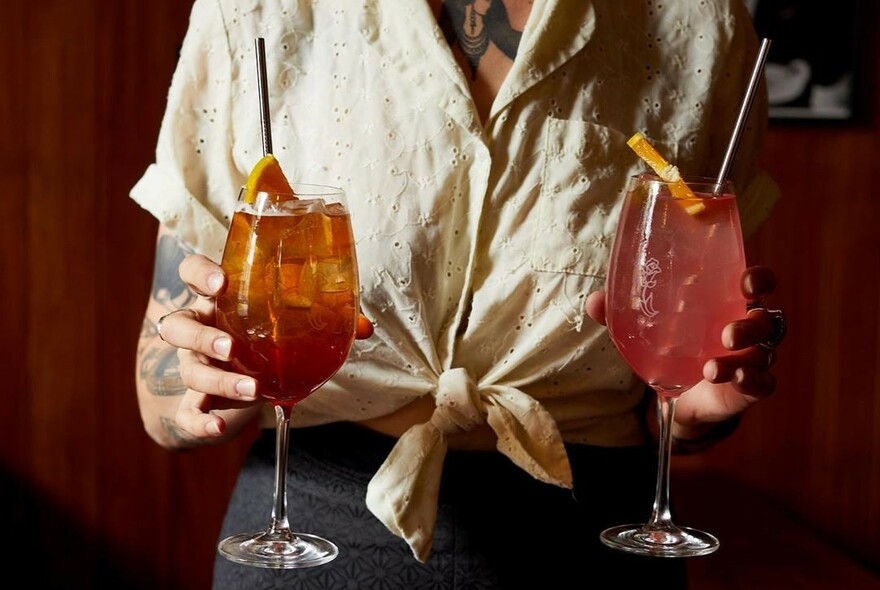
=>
[140,345,187,397]
[159,416,201,447]
[138,317,158,355]
[152,234,198,310]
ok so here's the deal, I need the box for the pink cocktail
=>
[606,179,745,397]
[600,173,745,557]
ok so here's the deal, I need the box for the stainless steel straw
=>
[255,37,273,156]
[714,38,772,194]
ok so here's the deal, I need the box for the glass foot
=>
[600,524,719,558]
[218,531,338,569]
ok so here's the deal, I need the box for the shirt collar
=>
[492,0,596,120]
[359,0,596,128]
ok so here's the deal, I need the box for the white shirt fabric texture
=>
[131,0,780,562]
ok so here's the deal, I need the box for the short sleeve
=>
[129,0,243,261]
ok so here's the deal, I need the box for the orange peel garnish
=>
[626,132,705,215]
[244,154,295,204]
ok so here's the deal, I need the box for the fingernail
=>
[207,272,224,293]
[213,337,231,358]
[235,379,256,399]
[721,325,737,349]
[703,361,719,382]
[207,421,222,436]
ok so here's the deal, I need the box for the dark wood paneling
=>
[679,0,880,574]
[2,1,250,588]
[0,0,29,482]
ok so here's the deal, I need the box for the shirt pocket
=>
[529,118,678,278]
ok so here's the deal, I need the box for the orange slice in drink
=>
[244,154,296,204]
[626,132,705,215]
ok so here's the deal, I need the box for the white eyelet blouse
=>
[131,0,779,562]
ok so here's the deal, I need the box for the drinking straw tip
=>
[714,38,772,193]
[255,37,274,156]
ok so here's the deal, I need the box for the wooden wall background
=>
[0,1,877,589]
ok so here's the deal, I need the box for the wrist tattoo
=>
[138,317,158,355]
[152,234,197,310]
[159,416,200,447]
[140,345,186,397]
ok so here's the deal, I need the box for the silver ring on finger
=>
[765,348,776,371]
[156,308,201,344]
[759,308,786,350]
[748,307,787,350]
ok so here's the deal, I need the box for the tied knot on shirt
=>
[429,368,484,434]
[365,366,573,562]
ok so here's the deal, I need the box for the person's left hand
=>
[585,265,786,440]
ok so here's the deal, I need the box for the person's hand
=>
[156,254,374,444]
[702,265,784,397]
[585,265,786,440]
[674,265,785,439]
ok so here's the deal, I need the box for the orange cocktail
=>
[216,188,358,407]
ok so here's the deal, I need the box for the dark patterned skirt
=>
[212,422,687,589]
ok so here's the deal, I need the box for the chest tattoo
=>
[438,0,523,79]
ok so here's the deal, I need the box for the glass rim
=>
[236,183,345,199]
[632,172,735,195]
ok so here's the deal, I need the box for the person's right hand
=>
[156,254,263,444]
[157,254,375,444]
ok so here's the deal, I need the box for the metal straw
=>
[255,37,273,156]
[714,38,772,194]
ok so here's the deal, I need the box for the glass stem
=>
[646,393,677,530]
[268,404,293,537]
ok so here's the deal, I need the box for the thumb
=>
[585,291,607,325]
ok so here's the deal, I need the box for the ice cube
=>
[316,258,351,293]
[272,261,314,309]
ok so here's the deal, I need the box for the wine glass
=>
[215,183,359,568]
[600,173,746,557]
